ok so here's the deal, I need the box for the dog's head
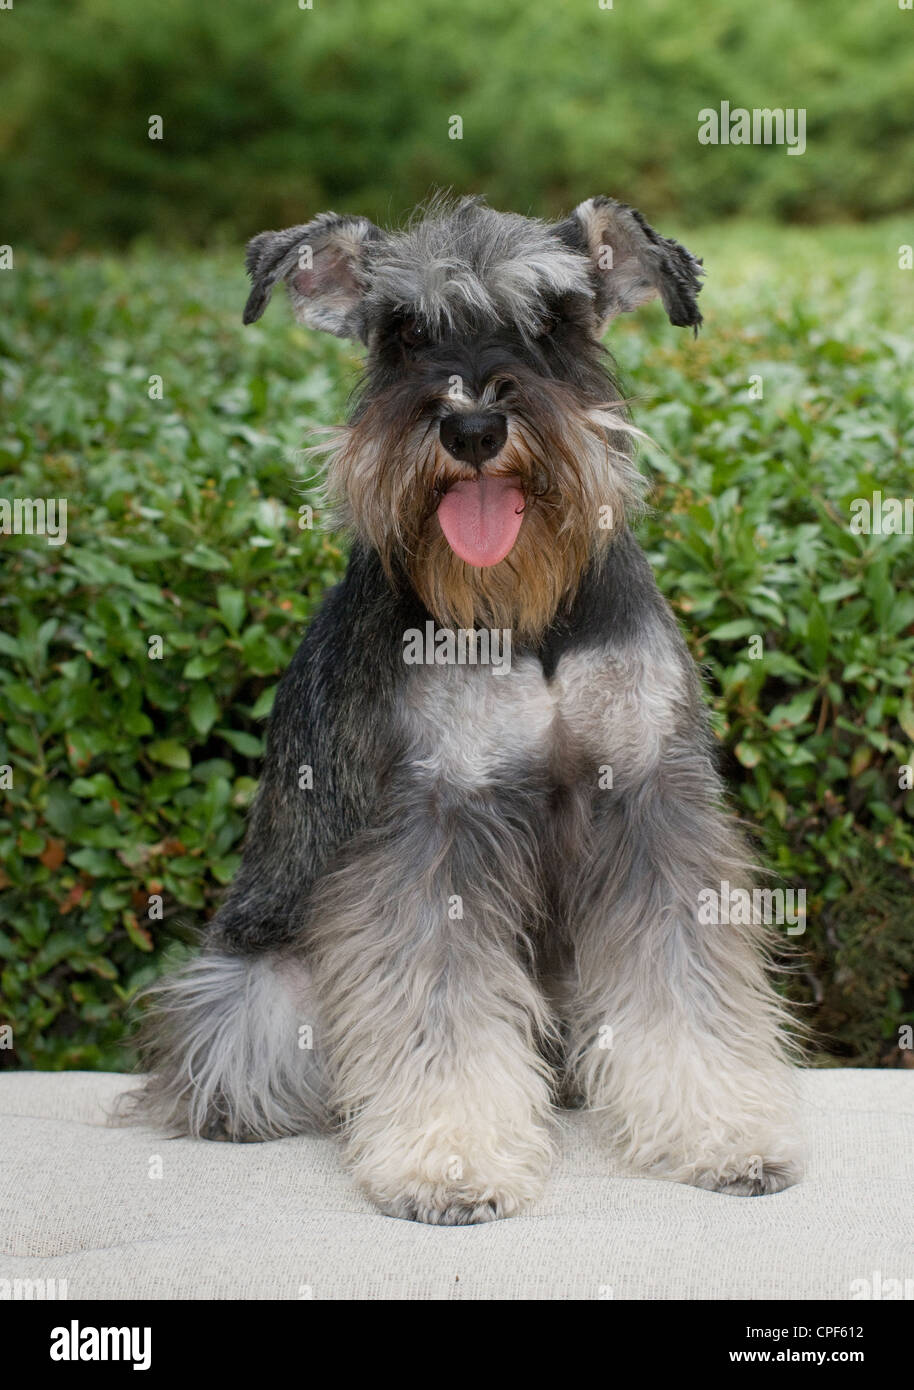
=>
[244,195,703,638]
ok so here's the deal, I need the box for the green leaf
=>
[769,690,817,728]
[189,685,220,736]
[734,742,761,768]
[707,619,759,641]
[250,684,277,720]
[71,774,118,799]
[69,848,121,875]
[216,585,246,633]
[216,729,263,757]
[899,702,914,743]
[806,602,830,672]
[186,545,231,572]
[184,654,219,679]
[212,853,242,884]
[147,739,191,770]
[19,829,46,856]
[818,580,859,604]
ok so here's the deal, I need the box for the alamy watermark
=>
[698,880,806,934]
[849,1271,914,1300]
[0,1277,68,1299]
[849,492,914,535]
[698,102,806,156]
[50,1321,151,1370]
[403,622,512,675]
[0,497,67,546]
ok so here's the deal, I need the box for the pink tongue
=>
[436,476,525,567]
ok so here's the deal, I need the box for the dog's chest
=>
[400,641,683,789]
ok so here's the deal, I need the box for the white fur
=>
[401,627,687,792]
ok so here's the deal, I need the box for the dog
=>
[127,194,802,1224]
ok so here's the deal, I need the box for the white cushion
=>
[1,1069,911,1299]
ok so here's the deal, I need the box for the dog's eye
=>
[399,318,428,348]
[538,315,559,339]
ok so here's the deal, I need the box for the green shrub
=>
[0,220,912,1069]
[1,0,912,249]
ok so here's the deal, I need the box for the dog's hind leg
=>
[119,548,415,1141]
[119,948,330,1140]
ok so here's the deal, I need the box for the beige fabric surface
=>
[0,1069,912,1300]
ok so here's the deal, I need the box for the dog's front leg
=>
[308,775,556,1225]
[556,631,804,1195]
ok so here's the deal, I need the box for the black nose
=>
[439,412,507,468]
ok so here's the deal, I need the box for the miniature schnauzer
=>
[129,195,802,1224]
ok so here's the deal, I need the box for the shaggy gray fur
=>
[126,196,800,1224]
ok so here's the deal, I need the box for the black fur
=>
[212,545,421,952]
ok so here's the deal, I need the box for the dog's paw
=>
[377,1184,506,1226]
[695,1153,803,1197]
[350,1122,552,1225]
[199,1113,265,1143]
[364,1163,547,1224]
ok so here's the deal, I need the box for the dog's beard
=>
[410,425,597,642]
[323,374,645,643]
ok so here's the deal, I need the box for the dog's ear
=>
[243,213,384,336]
[554,197,703,332]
